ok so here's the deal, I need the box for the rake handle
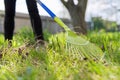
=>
[36,0,70,31]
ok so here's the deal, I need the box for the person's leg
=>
[26,0,44,41]
[4,0,16,40]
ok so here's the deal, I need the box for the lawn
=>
[0,28,120,80]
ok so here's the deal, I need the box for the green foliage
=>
[14,28,52,46]
[92,17,117,31]
[48,32,66,52]
[0,28,120,80]
[87,31,120,64]
[13,27,35,47]
[43,30,52,41]
[92,17,105,30]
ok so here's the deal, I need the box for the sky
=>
[0,0,120,22]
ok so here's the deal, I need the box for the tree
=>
[92,17,106,30]
[61,0,88,34]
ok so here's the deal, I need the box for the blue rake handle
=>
[36,0,70,31]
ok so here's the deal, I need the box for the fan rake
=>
[36,0,104,61]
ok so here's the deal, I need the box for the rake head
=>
[66,31,104,61]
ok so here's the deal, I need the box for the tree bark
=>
[61,0,88,34]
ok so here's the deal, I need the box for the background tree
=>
[61,0,88,34]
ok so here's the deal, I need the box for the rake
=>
[36,0,103,61]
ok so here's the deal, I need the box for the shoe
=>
[35,40,47,52]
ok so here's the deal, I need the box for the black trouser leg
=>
[26,0,44,41]
[4,0,16,40]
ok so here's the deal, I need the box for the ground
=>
[0,28,120,80]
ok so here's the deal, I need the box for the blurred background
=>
[0,0,120,33]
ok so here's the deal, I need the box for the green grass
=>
[0,28,120,80]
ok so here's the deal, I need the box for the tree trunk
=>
[61,0,88,34]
